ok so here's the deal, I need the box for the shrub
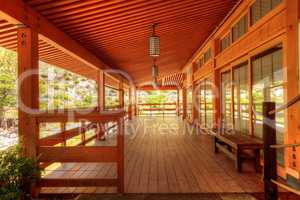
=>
[0,146,41,200]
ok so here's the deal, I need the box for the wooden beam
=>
[17,27,39,158]
[0,0,110,71]
[39,146,118,163]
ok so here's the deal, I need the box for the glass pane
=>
[234,64,249,134]
[221,71,232,129]
[261,0,272,17]
[251,0,261,25]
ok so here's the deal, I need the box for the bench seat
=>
[214,130,263,173]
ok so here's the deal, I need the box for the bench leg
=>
[214,137,219,153]
[254,149,261,172]
[236,148,242,173]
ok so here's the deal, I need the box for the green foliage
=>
[0,146,41,200]
[0,48,17,117]
[138,90,177,104]
[39,62,98,110]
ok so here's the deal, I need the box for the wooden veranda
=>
[0,0,300,199]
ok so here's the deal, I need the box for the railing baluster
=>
[263,102,278,200]
[81,121,86,145]
[61,123,66,146]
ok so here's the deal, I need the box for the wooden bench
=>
[214,130,263,173]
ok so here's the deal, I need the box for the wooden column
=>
[97,70,105,111]
[212,69,221,130]
[212,39,221,130]
[192,63,198,123]
[263,102,278,200]
[284,0,300,174]
[97,71,105,140]
[177,89,180,116]
[119,80,124,109]
[117,118,125,193]
[128,87,133,120]
[17,27,39,158]
[134,88,137,116]
[182,87,187,120]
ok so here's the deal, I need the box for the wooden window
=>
[205,78,213,128]
[197,78,213,128]
[251,48,285,165]
[221,71,232,129]
[204,48,212,62]
[197,57,204,69]
[233,63,249,134]
[220,33,231,52]
[251,0,282,25]
[232,15,248,42]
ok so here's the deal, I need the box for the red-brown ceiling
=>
[23,0,238,84]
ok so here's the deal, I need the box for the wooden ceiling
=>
[22,0,238,84]
[0,19,98,80]
[0,0,238,84]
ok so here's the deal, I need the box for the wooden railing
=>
[263,94,300,200]
[35,109,126,193]
[137,103,178,116]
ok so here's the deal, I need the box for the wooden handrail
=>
[270,143,300,149]
[271,180,300,196]
[39,122,94,146]
[269,94,300,115]
[137,103,177,106]
[35,110,126,123]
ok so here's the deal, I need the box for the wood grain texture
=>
[40,117,264,194]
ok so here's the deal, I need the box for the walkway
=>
[41,117,264,194]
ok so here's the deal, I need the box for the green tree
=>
[0,48,17,118]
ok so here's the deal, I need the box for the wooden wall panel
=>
[194,60,214,82]
[215,9,286,68]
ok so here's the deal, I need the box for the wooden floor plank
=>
[41,116,264,194]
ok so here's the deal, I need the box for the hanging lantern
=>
[149,24,160,57]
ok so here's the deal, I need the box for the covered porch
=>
[0,0,300,199]
[41,116,263,195]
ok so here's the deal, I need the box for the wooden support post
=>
[192,63,198,123]
[177,89,180,116]
[212,69,221,130]
[80,121,86,145]
[17,27,39,196]
[128,87,133,120]
[182,87,187,120]
[61,123,66,146]
[117,118,125,193]
[134,89,137,116]
[284,0,300,175]
[97,71,105,140]
[263,102,278,200]
[98,71,105,111]
[119,80,124,109]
